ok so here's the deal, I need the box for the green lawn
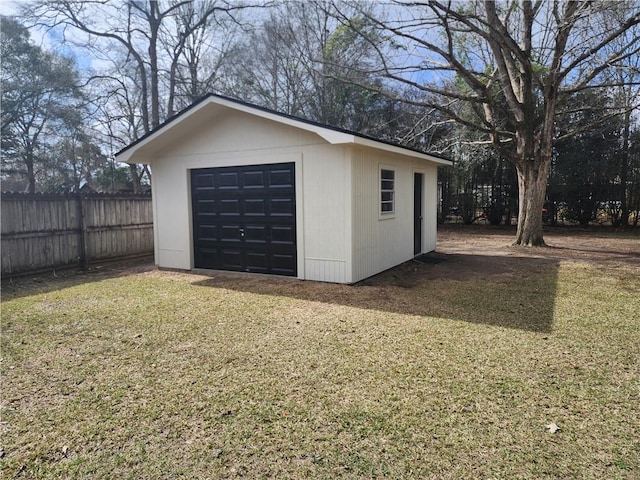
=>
[2,249,639,478]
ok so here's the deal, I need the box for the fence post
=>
[78,193,89,270]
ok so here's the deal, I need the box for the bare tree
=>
[339,0,640,245]
[227,2,384,127]
[22,0,254,191]
[162,1,248,114]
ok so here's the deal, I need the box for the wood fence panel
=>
[84,196,154,262]
[1,193,153,276]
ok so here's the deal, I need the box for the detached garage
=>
[116,94,451,284]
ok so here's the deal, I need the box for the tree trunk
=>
[148,2,161,129]
[513,158,550,246]
[26,163,36,194]
[129,164,141,193]
[620,108,631,227]
[25,145,36,194]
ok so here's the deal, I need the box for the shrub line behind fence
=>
[1,192,154,277]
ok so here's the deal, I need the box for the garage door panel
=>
[192,163,296,276]
[270,198,294,216]
[269,169,294,187]
[196,199,215,213]
[220,249,243,270]
[220,224,243,242]
[195,173,215,188]
[197,247,218,267]
[220,199,241,215]
[219,171,240,188]
[271,254,296,274]
[198,225,218,241]
[245,225,268,243]
[271,226,295,244]
[246,252,268,270]
[243,170,266,188]
[244,198,266,216]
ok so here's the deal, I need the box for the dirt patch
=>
[437,224,638,258]
[360,225,639,287]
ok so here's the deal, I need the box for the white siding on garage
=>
[146,108,352,282]
[300,145,352,283]
[151,158,191,269]
[148,109,323,272]
[350,146,438,283]
[163,108,325,157]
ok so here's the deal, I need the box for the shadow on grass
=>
[1,257,155,301]
[2,252,559,333]
[192,253,559,333]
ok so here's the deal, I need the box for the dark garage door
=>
[191,162,296,276]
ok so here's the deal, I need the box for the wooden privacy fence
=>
[1,193,153,276]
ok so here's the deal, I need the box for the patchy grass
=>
[2,246,639,478]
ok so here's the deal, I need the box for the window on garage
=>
[380,168,395,215]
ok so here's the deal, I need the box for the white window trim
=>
[379,165,396,219]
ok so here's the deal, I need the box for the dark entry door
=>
[191,162,296,276]
[414,173,423,255]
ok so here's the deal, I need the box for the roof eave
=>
[115,96,216,165]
